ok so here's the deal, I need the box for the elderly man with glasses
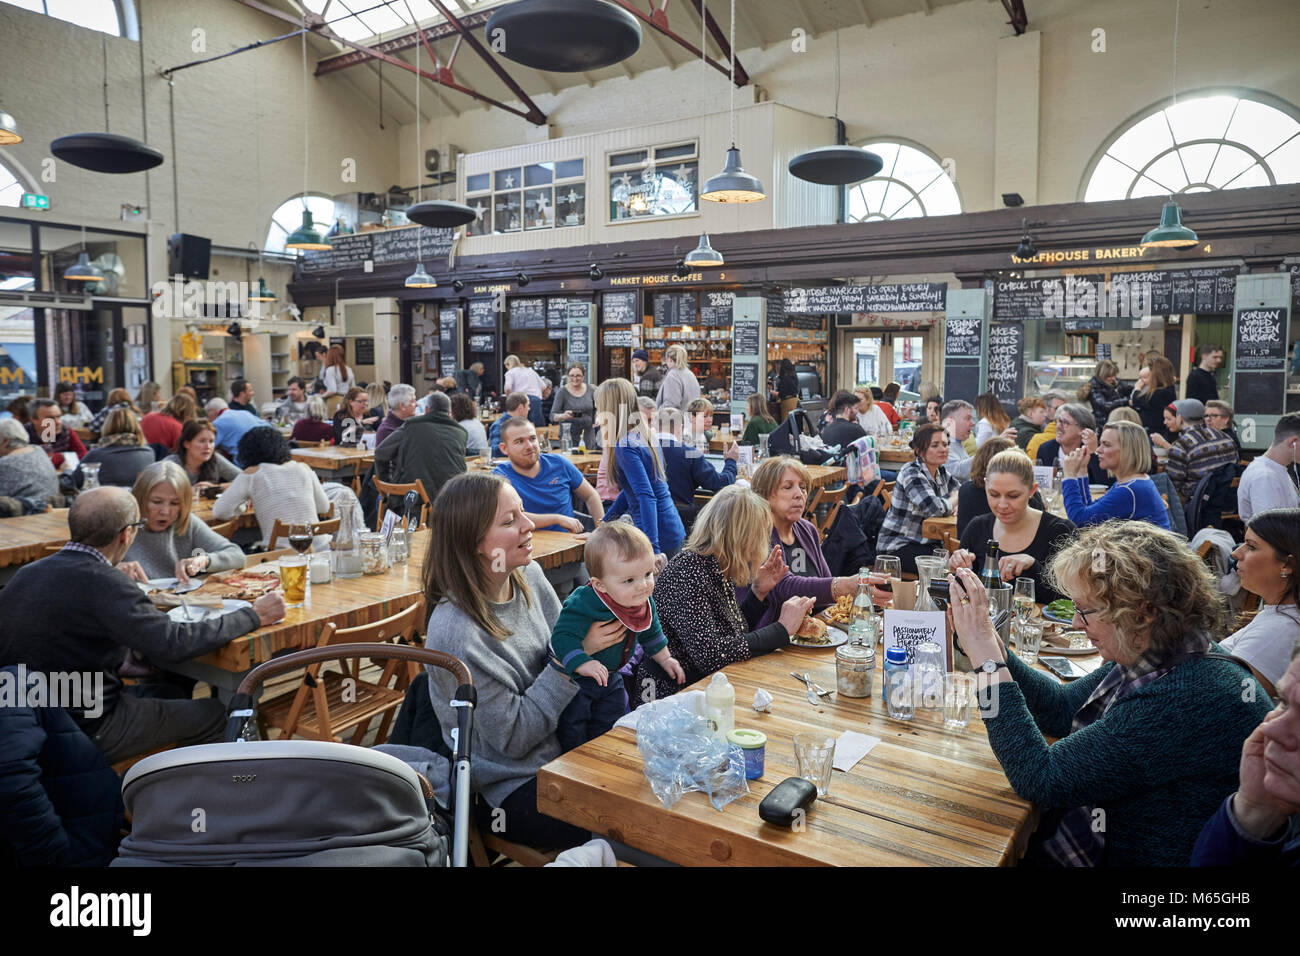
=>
[0,487,284,765]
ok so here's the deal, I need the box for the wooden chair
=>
[296,439,331,449]
[268,517,342,550]
[373,476,431,529]
[875,481,895,511]
[207,517,239,540]
[806,485,848,541]
[258,601,426,746]
[245,547,296,567]
[1220,476,1242,523]
[467,819,561,867]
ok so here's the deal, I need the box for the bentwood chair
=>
[372,476,431,529]
[257,600,425,746]
[267,517,342,551]
[806,485,848,541]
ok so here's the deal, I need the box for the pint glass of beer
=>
[279,555,308,608]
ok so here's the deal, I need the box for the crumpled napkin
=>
[753,688,773,712]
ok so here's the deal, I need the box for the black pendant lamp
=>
[701,1,765,204]
[408,29,477,230]
[486,0,642,72]
[1014,220,1037,259]
[789,3,882,187]
[51,132,163,174]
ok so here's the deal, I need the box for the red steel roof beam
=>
[426,0,548,125]
[606,0,747,86]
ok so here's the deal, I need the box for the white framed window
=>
[3,0,130,37]
[607,141,698,223]
[464,159,584,236]
[0,161,25,208]
[264,195,336,256]
[846,140,961,222]
[1082,91,1300,201]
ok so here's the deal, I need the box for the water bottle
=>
[883,646,914,721]
[847,568,877,645]
[704,672,735,738]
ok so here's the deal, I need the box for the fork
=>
[791,671,833,701]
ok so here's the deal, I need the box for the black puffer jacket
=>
[0,667,124,866]
[1081,376,1132,424]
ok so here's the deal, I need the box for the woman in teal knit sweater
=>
[948,521,1273,866]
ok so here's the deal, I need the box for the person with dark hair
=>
[876,384,900,427]
[1010,396,1048,450]
[773,358,799,419]
[165,419,240,489]
[140,393,196,450]
[1036,402,1111,487]
[332,386,374,446]
[487,391,532,451]
[1160,398,1239,503]
[820,389,868,448]
[1077,359,1132,424]
[52,381,92,430]
[27,397,88,472]
[551,363,598,450]
[0,393,34,426]
[375,390,466,515]
[212,427,330,548]
[0,487,283,765]
[227,379,255,415]
[877,422,961,574]
[449,392,488,456]
[1129,356,1178,441]
[632,349,663,400]
[1185,345,1224,405]
[1238,413,1300,520]
[1224,508,1300,688]
[275,376,310,423]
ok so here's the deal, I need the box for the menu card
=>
[882,609,949,667]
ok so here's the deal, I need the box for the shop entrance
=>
[841,331,929,395]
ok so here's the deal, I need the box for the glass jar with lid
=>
[835,639,875,698]
[360,532,390,575]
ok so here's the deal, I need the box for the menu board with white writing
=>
[733,321,760,355]
[509,297,546,330]
[603,328,634,348]
[945,316,982,356]
[438,309,460,378]
[602,290,640,325]
[699,290,734,327]
[1234,306,1287,415]
[547,297,572,329]
[468,334,495,353]
[987,322,1025,409]
[468,298,496,330]
[653,292,697,327]
[731,362,759,400]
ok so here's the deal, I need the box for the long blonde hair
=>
[596,378,665,485]
[132,461,195,535]
[685,485,773,585]
[746,392,775,424]
[975,393,1010,432]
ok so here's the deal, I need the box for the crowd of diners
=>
[1,344,1298,868]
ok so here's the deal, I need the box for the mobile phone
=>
[1042,657,1084,680]
[926,577,966,610]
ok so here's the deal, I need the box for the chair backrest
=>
[268,517,341,549]
[876,481,895,511]
[810,485,848,541]
[315,599,425,650]
[245,547,296,566]
[373,476,431,529]
[207,517,240,540]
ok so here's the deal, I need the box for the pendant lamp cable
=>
[414,17,422,262]
[1171,0,1180,109]
[254,61,264,282]
[301,21,310,212]
[728,0,735,147]
[137,13,151,223]
[834,0,841,123]
[102,34,110,132]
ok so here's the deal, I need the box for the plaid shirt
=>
[877,459,959,553]
[1165,424,1238,501]
[60,541,111,565]
[1040,629,1212,866]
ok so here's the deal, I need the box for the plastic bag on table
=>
[634,696,749,811]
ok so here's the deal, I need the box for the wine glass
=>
[1013,577,1036,629]
[873,556,901,612]
[287,523,314,555]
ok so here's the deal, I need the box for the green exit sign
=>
[21,193,49,210]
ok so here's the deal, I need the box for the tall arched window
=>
[1,0,130,37]
[1082,91,1300,201]
[265,195,336,256]
[846,140,962,222]
[0,160,24,207]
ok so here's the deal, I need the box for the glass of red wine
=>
[287,523,314,555]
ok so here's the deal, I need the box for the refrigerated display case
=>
[1025,360,1094,397]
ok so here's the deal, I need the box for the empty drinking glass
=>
[942,673,976,730]
[1013,577,1036,628]
[81,462,101,490]
[913,641,946,708]
[793,732,836,796]
[1016,621,1044,666]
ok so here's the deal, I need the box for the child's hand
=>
[575,659,609,687]
[660,655,686,685]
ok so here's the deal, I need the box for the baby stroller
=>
[112,643,476,867]
[767,408,843,465]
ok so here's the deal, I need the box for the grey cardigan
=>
[656,366,701,413]
[123,514,245,579]
[423,561,578,807]
[163,452,240,485]
[550,385,598,449]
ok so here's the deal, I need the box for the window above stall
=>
[465,159,585,236]
[608,141,699,223]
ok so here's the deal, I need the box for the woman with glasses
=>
[550,363,597,449]
[1035,403,1111,487]
[948,520,1273,866]
[877,422,960,574]
[1223,508,1300,688]
[1061,420,1170,529]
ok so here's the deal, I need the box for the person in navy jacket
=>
[649,395,739,534]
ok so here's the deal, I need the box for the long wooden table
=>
[538,645,1038,866]
[290,446,374,481]
[0,509,71,569]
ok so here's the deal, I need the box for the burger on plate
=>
[795,614,829,643]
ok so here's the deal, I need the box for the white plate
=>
[140,577,203,594]
[789,625,849,649]
[167,599,251,624]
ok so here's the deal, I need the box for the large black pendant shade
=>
[50,132,164,174]
[788,145,883,186]
[406,200,479,229]
[486,0,642,72]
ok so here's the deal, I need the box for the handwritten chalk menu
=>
[731,362,760,400]
[1064,318,1105,331]
[1234,306,1287,415]
[992,278,1050,320]
[300,233,371,274]
[568,299,591,322]
[567,323,591,385]
[509,297,545,330]
[547,298,573,329]
[603,328,634,347]
[945,316,982,356]
[354,337,375,366]
[699,290,734,327]
[733,321,760,355]
[602,290,640,325]
[1103,267,1238,315]
[370,225,454,265]
[468,334,494,352]
[765,288,790,327]
[783,285,862,314]
[468,298,496,331]
[987,322,1025,408]
[730,298,766,413]
[548,328,568,340]
[438,308,460,377]
[653,292,698,327]
[863,282,947,313]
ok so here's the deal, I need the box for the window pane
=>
[1128,175,1170,199]
[556,183,585,227]
[494,168,521,191]
[893,336,924,392]
[1177,142,1222,186]
[852,142,962,222]
[465,198,490,236]
[360,5,407,35]
[853,337,881,386]
[916,175,961,217]
[879,182,917,219]
[1141,151,1190,192]
[1084,154,1134,202]
[609,149,648,168]
[493,191,521,233]
[1225,99,1300,157]
[555,159,584,180]
[524,163,553,186]
[329,17,374,42]
[856,179,888,215]
[655,142,696,161]
[524,187,554,229]
[1166,95,1238,145]
[1107,112,1174,169]
[1263,134,1300,183]
[1206,143,1257,187]
[465,173,490,193]
[1220,163,1270,189]
[45,0,120,35]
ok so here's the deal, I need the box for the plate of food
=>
[1042,599,1077,623]
[140,577,203,595]
[819,594,855,627]
[788,615,849,649]
[207,570,281,601]
[167,598,252,624]
[1039,629,1098,656]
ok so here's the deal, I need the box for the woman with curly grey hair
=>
[947,520,1273,866]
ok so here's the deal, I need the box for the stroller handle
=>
[235,642,473,697]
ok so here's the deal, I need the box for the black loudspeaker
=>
[168,233,211,279]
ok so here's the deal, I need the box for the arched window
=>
[2,0,131,37]
[1082,91,1300,201]
[846,140,962,222]
[0,160,24,207]
[265,195,337,256]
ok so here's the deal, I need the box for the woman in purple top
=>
[738,456,860,627]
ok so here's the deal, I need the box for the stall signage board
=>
[783,285,863,315]
[468,333,495,352]
[468,298,496,330]
[944,316,982,357]
[300,233,372,274]
[370,225,454,265]
[653,292,698,328]
[602,290,640,325]
[509,297,546,330]
[547,297,576,329]
[996,267,1240,320]
[438,308,460,378]
[354,337,375,366]
[603,328,634,347]
[1234,306,1287,416]
[987,322,1025,411]
[567,302,595,385]
[699,291,734,328]
[785,283,947,316]
[730,297,767,415]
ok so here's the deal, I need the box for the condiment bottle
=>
[704,672,735,737]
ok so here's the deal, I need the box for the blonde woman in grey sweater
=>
[120,461,244,583]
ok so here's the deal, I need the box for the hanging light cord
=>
[301,22,310,210]
[834,0,841,123]
[102,35,110,132]
[414,19,422,262]
[1171,0,1180,109]
[728,0,736,147]
[255,63,263,277]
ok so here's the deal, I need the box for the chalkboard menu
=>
[438,309,459,378]
[731,362,759,400]
[354,337,375,365]
[568,325,590,362]
[300,233,372,275]
[568,299,592,321]
[783,285,863,314]
[987,322,1025,409]
[863,282,947,313]
[653,292,697,327]
[1234,307,1287,370]
[468,299,496,330]
[603,328,634,347]
[1104,267,1238,315]
[992,278,1051,320]
[1064,318,1105,331]
[765,288,789,327]
[547,298,573,329]
[699,290,734,327]
[944,316,982,357]
[733,322,760,355]
[468,334,495,353]
[509,297,546,330]
[370,225,454,265]
[602,290,640,325]
[548,328,568,340]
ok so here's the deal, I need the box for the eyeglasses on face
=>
[1073,603,1101,626]
[121,519,146,534]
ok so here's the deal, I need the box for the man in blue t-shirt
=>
[493,418,604,533]
[206,399,273,467]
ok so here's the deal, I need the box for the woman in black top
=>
[1129,356,1178,442]
[956,437,1045,536]
[951,447,1076,605]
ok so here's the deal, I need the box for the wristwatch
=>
[975,658,1009,675]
